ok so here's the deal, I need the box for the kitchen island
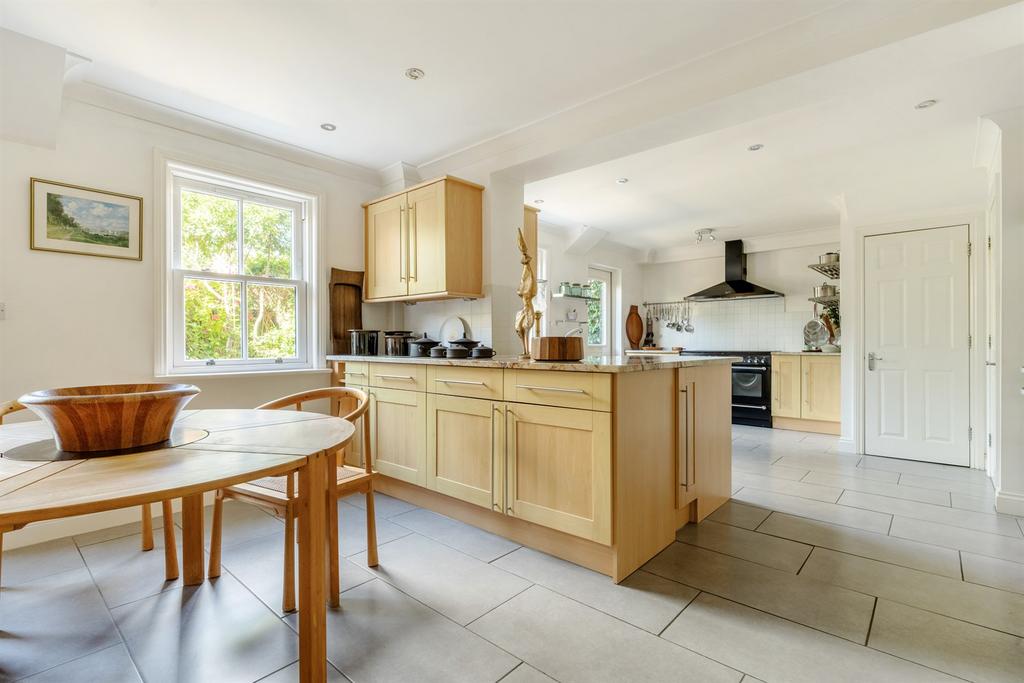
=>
[327,353,737,581]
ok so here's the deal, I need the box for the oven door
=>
[731,365,771,426]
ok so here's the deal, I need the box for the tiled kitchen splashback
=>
[655,297,812,352]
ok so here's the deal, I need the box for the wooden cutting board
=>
[329,268,363,354]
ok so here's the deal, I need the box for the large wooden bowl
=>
[18,383,200,453]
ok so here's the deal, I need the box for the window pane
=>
[246,283,297,358]
[243,202,294,278]
[184,278,241,360]
[587,278,605,346]
[181,190,239,273]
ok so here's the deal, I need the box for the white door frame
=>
[853,213,987,467]
[586,265,616,355]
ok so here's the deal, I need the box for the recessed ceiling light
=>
[616,177,629,184]
[915,99,938,109]
[320,123,336,131]
[405,67,425,80]
[747,144,764,151]
[533,199,544,204]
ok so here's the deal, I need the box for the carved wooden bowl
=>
[18,383,200,454]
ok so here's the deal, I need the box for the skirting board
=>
[772,416,841,435]
[995,488,1024,516]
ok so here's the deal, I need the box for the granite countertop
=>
[326,353,741,374]
[772,351,842,355]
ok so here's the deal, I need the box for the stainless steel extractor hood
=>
[685,240,783,301]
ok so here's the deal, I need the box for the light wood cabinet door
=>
[426,395,504,511]
[771,354,802,418]
[365,194,407,300]
[407,181,446,296]
[505,403,611,545]
[801,355,841,422]
[369,387,426,485]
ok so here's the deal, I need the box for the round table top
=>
[0,408,354,528]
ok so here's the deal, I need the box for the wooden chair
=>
[207,387,377,612]
[0,400,180,585]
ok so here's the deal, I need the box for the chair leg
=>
[0,532,4,588]
[140,503,154,551]
[208,492,223,578]
[364,482,379,568]
[161,500,179,582]
[328,488,340,607]
[283,503,296,613]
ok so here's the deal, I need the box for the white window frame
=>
[156,155,323,376]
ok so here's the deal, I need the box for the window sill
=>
[156,368,332,380]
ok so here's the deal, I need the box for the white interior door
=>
[864,225,970,465]
[586,267,613,355]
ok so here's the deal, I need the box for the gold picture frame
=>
[30,178,143,261]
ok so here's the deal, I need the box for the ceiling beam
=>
[565,225,609,255]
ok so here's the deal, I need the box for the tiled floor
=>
[2,425,1022,682]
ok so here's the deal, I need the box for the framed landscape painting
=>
[30,178,143,260]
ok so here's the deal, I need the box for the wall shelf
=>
[808,262,840,279]
[552,293,600,302]
[808,294,840,306]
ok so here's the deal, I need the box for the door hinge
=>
[967,242,972,257]
[968,334,973,349]
[988,334,992,349]
[988,433,993,447]
[987,236,992,250]
[968,427,973,442]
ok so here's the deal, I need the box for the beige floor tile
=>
[775,455,899,482]
[733,488,892,534]
[501,662,558,682]
[336,499,414,557]
[0,568,121,680]
[859,455,992,485]
[494,547,696,633]
[661,592,957,683]
[734,471,843,503]
[341,491,418,518]
[390,508,521,562]
[18,644,141,683]
[890,516,1024,564]
[961,552,1024,594]
[950,491,999,513]
[707,501,772,530]
[0,537,85,586]
[111,572,297,683]
[469,585,741,683]
[257,661,347,682]
[644,542,874,642]
[800,547,1024,637]
[869,599,1024,683]
[677,519,811,573]
[732,460,809,480]
[897,472,995,496]
[350,532,530,625]
[803,471,951,505]
[291,579,519,683]
[732,450,781,468]
[758,512,961,578]
[79,531,186,609]
[838,490,1022,537]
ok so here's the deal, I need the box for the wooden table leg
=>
[162,500,179,582]
[297,453,328,682]
[181,494,205,586]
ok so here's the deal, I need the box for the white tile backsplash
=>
[655,298,810,352]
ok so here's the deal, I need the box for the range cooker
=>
[683,351,773,428]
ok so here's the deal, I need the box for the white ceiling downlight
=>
[320,122,336,131]
[915,99,938,109]
[405,67,425,80]
[747,143,764,151]
[534,199,544,204]
[616,177,629,184]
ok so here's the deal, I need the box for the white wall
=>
[642,242,839,351]
[0,98,381,413]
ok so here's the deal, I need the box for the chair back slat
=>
[0,401,26,426]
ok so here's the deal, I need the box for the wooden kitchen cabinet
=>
[426,394,504,511]
[368,387,427,485]
[505,402,612,545]
[771,353,841,433]
[362,176,483,302]
[802,354,841,422]
[772,354,802,418]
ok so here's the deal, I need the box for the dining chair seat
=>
[0,399,181,586]
[207,387,377,612]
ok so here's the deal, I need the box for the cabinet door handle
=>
[399,206,407,282]
[435,379,485,386]
[344,371,366,376]
[377,374,415,381]
[515,384,586,394]
[409,204,417,281]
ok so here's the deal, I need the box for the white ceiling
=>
[0,0,839,170]
[525,44,1024,252]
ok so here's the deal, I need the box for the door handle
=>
[399,206,407,282]
[868,352,883,371]
[409,204,417,281]
[377,374,415,381]
[515,384,586,394]
[985,361,996,367]
[732,404,768,410]
[435,379,485,386]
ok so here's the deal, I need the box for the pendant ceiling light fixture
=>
[695,228,716,244]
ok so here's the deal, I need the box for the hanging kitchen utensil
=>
[684,300,695,333]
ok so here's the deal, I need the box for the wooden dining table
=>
[0,408,353,683]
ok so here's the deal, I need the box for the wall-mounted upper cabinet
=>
[363,176,484,302]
